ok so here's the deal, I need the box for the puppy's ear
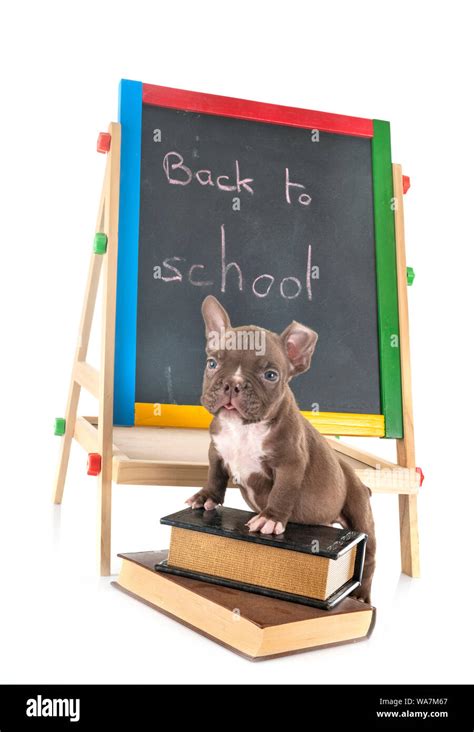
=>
[201,296,231,337]
[281,321,318,376]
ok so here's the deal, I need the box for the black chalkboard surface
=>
[135,104,380,415]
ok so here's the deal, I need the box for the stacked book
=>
[157,506,367,609]
[115,506,375,659]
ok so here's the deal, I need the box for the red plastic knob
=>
[87,453,102,476]
[97,132,111,154]
[402,175,411,194]
[416,466,424,486]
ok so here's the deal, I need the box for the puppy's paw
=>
[245,513,285,535]
[350,587,371,605]
[185,491,219,510]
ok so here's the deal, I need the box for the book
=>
[114,551,376,660]
[156,506,367,609]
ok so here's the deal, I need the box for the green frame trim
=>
[372,120,403,438]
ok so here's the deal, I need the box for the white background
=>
[1,0,473,684]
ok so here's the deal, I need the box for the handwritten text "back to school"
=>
[152,151,319,301]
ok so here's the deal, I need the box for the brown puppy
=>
[186,296,376,602]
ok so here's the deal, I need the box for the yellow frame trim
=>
[134,403,384,436]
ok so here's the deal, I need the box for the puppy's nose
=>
[223,381,244,396]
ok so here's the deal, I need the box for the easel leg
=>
[52,252,103,504]
[393,163,421,577]
[52,384,81,504]
[97,122,121,576]
[52,135,110,506]
[398,494,420,577]
[98,472,112,575]
[52,123,121,575]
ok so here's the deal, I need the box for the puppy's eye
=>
[207,358,218,370]
[264,369,279,382]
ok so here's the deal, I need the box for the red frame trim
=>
[142,83,373,138]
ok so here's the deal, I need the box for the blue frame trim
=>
[114,79,142,425]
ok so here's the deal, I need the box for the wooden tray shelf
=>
[75,417,420,495]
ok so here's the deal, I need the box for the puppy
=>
[186,296,376,602]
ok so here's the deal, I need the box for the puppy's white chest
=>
[212,417,269,487]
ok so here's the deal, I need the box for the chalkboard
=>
[114,80,403,437]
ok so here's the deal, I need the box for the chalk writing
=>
[161,151,312,206]
[162,152,254,194]
[152,225,315,302]
[285,167,312,206]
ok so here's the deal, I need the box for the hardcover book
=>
[156,506,367,609]
[114,551,375,660]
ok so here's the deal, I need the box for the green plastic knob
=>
[54,417,66,436]
[406,266,415,286]
[93,232,108,254]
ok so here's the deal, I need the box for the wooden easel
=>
[53,125,421,578]
[53,123,120,575]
